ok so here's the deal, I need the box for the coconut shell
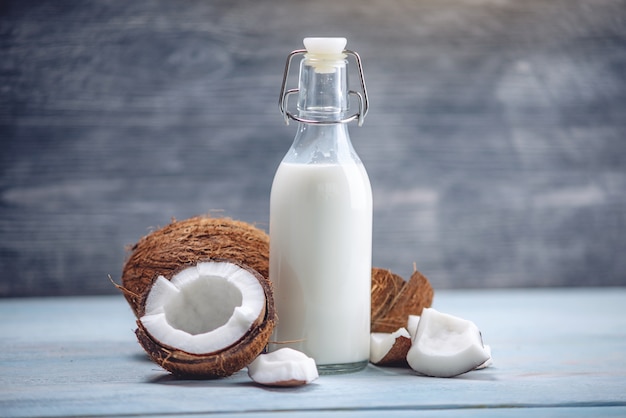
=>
[135,266,276,379]
[371,268,434,333]
[371,268,406,326]
[121,215,270,317]
[373,333,412,368]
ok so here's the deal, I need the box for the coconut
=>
[370,268,405,327]
[121,216,270,318]
[117,216,275,379]
[406,308,490,378]
[247,348,319,386]
[370,328,412,367]
[371,267,434,333]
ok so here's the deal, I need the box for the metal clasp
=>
[278,49,369,127]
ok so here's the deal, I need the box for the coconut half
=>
[140,261,266,355]
[135,260,275,378]
[118,216,276,379]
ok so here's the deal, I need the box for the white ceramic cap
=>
[303,37,347,55]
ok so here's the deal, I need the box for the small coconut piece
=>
[370,328,412,367]
[372,268,434,333]
[248,348,319,387]
[407,308,490,378]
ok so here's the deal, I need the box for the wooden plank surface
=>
[1,288,625,417]
[1,0,626,296]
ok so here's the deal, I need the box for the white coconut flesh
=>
[476,344,493,370]
[407,314,421,341]
[139,261,266,355]
[370,328,411,364]
[406,308,490,378]
[248,348,318,386]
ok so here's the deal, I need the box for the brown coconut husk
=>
[135,263,276,379]
[120,215,270,318]
[116,215,275,378]
[371,268,406,326]
[371,267,434,333]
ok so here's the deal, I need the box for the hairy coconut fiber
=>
[371,268,405,327]
[120,215,270,318]
[135,264,276,379]
[371,268,434,333]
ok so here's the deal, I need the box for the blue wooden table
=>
[2,288,625,417]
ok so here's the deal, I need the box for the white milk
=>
[269,161,372,367]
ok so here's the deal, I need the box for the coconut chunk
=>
[370,328,412,366]
[406,308,490,378]
[248,348,318,386]
[139,261,266,355]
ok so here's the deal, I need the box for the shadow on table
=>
[145,370,319,392]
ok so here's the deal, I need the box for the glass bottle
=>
[269,37,372,374]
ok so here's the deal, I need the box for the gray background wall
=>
[1,0,625,296]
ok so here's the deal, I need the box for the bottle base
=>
[317,360,368,375]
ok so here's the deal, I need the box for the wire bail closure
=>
[279,49,369,127]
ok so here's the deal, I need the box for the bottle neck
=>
[283,53,358,165]
[297,54,349,122]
